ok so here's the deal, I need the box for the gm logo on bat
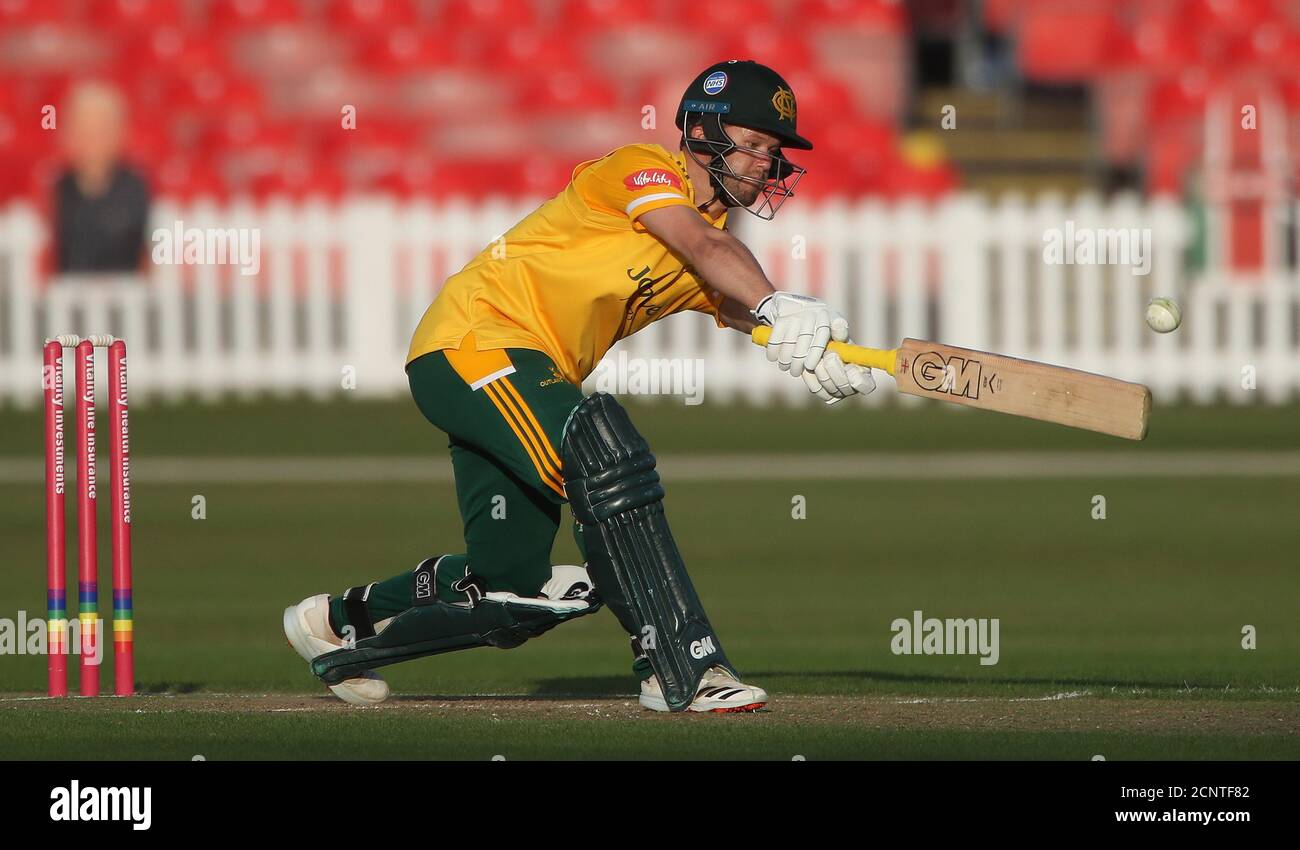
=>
[909,351,1002,399]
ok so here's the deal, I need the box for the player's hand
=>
[751,291,850,377]
[801,352,874,403]
[800,321,875,404]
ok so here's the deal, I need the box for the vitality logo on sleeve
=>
[623,169,683,192]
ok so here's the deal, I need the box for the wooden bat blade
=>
[746,327,1151,439]
[893,339,1151,440]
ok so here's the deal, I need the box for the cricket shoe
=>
[283,593,390,706]
[639,665,768,713]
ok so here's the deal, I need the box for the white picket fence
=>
[1,193,1298,408]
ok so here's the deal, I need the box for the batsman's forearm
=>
[717,296,761,333]
[691,232,775,310]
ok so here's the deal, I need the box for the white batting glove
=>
[800,321,875,404]
[751,291,850,378]
[801,352,875,404]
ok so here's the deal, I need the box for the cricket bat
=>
[750,326,1151,440]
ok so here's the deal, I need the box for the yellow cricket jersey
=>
[406,143,729,385]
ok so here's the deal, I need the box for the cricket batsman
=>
[283,60,874,712]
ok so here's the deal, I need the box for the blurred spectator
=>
[53,82,150,273]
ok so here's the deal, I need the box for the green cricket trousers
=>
[328,342,589,634]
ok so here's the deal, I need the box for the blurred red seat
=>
[1185,0,1277,41]
[428,156,573,199]
[1280,77,1300,112]
[716,26,814,75]
[114,26,229,78]
[1123,8,1203,74]
[90,0,184,29]
[0,106,32,200]
[881,155,958,200]
[514,69,619,114]
[426,158,505,199]
[154,155,227,201]
[123,123,174,168]
[794,117,895,197]
[0,0,974,205]
[419,156,572,199]
[328,0,418,30]
[982,0,1017,33]
[29,151,65,201]
[0,0,74,24]
[0,90,55,160]
[166,73,265,116]
[22,75,74,118]
[779,70,855,128]
[486,27,585,74]
[208,0,302,29]
[331,122,425,192]
[1147,69,1211,132]
[333,120,421,151]
[442,0,537,30]
[250,153,346,200]
[561,0,660,29]
[589,26,714,84]
[199,113,301,157]
[1221,24,1300,76]
[394,66,516,119]
[1018,7,1123,82]
[357,28,458,73]
[695,0,774,29]
[1145,130,1201,195]
[795,0,905,30]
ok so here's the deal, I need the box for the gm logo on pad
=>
[689,636,717,659]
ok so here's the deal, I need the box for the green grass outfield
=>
[1,398,1297,759]
[2,393,1300,456]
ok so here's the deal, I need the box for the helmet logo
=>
[771,86,796,122]
[703,71,728,95]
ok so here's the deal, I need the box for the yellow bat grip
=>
[750,325,898,375]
